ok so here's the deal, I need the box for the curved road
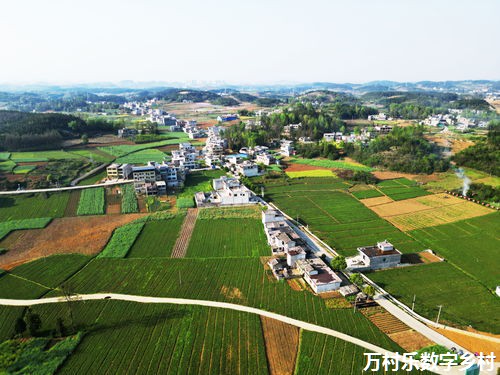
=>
[0,293,490,375]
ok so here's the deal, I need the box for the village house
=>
[374,125,393,134]
[323,132,343,142]
[235,160,260,177]
[194,176,256,207]
[106,163,132,180]
[296,258,342,293]
[217,114,239,122]
[346,240,402,271]
[256,153,275,166]
[280,140,294,157]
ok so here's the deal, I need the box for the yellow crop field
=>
[285,169,336,178]
[360,196,393,207]
[365,193,493,231]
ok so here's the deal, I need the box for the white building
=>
[235,160,259,177]
[195,176,255,206]
[106,163,132,180]
[296,258,342,293]
[346,240,402,271]
[280,140,294,157]
[256,153,275,166]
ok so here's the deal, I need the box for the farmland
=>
[69,149,115,163]
[287,157,373,171]
[186,218,269,258]
[12,165,36,174]
[9,254,90,288]
[98,222,145,258]
[0,334,83,374]
[364,193,493,231]
[0,217,52,240]
[295,331,427,375]
[178,169,225,199]
[409,213,500,290]
[264,179,425,255]
[77,187,105,215]
[285,169,336,178]
[52,257,406,348]
[121,184,139,213]
[9,150,82,162]
[25,302,269,375]
[376,178,430,201]
[0,192,69,221]
[115,148,168,164]
[368,262,500,333]
[99,138,189,158]
[127,216,184,258]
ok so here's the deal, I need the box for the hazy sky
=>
[1,0,499,84]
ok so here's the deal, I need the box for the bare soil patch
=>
[418,251,442,263]
[261,316,300,375]
[287,278,304,291]
[105,187,122,215]
[389,330,434,352]
[16,161,48,167]
[0,214,145,270]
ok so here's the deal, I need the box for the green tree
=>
[349,273,363,286]
[330,255,347,271]
[81,133,89,144]
[363,285,376,298]
[27,309,42,336]
[14,317,27,337]
[56,317,67,337]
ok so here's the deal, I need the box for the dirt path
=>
[171,208,198,258]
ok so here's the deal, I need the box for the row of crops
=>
[120,184,139,213]
[77,187,105,215]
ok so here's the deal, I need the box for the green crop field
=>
[69,149,115,163]
[10,150,82,162]
[12,165,37,174]
[295,331,426,375]
[115,149,168,164]
[22,302,269,375]
[77,170,106,186]
[10,254,91,288]
[0,272,50,299]
[351,188,384,199]
[410,213,500,290]
[186,218,269,258]
[52,257,405,348]
[377,178,430,201]
[98,222,145,258]
[178,169,225,199]
[288,157,373,172]
[0,193,69,221]
[0,152,11,161]
[0,334,82,374]
[121,184,138,213]
[0,217,52,240]
[368,262,500,333]
[265,181,425,255]
[127,216,184,258]
[99,139,187,158]
[77,187,105,215]
[0,160,16,173]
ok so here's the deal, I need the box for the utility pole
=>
[436,305,443,324]
[353,298,357,313]
[411,294,416,311]
[178,270,182,286]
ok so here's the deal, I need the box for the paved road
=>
[0,293,491,374]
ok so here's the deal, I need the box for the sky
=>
[1,0,499,85]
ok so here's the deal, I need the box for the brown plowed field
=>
[171,208,198,258]
[261,316,300,375]
[0,214,146,270]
